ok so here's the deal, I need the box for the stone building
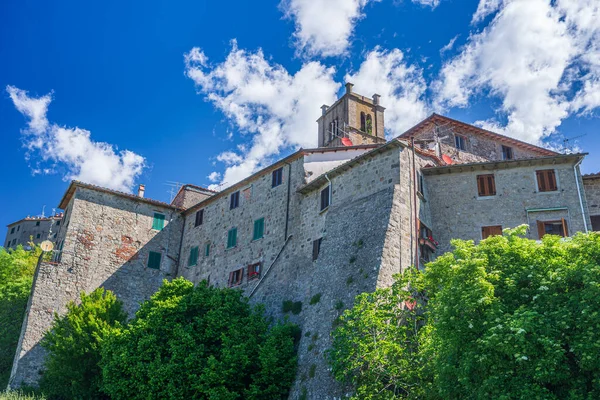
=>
[4,214,63,250]
[9,85,597,398]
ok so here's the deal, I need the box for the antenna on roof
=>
[165,181,185,203]
[562,134,586,153]
[41,205,46,218]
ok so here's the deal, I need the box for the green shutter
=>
[188,246,198,266]
[253,218,264,240]
[148,251,162,269]
[227,228,237,248]
[205,243,210,257]
[152,213,165,230]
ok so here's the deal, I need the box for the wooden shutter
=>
[228,271,233,287]
[561,218,569,237]
[152,213,165,230]
[477,175,496,196]
[537,220,546,239]
[536,170,557,192]
[312,239,321,261]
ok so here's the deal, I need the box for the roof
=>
[583,172,600,180]
[58,181,180,210]
[421,153,586,175]
[303,144,381,154]
[399,114,558,157]
[171,184,218,207]
[7,215,62,228]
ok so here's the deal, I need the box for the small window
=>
[17,225,20,232]
[417,171,425,196]
[320,186,330,211]
[228,268,243,287]
[36,234,41,239]
[147,251,162,269]
[455,135,467,151]
[11,239,16,246]
[188,246,199,267]
[230,191,240,210]
[360,112,366,131]
[10,227,15,234]
[195,209,204,227]
[227,228,237,249]
[248,262,261,280]
[312,238,322,261]
[477,174,496,197]
[536,169,557,192]
[272,167,283,188]
[152,213,165,230]
[537,219,568,238]
[253,218,265,240]
[501,145,513,160]
[205,242,211,257]
[56,220,60,226]
[36,221,40,227]
[482,225,503,239]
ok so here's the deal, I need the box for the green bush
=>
[309,293,321,305]
[39,288,126,400]
[0,391,46,400]
[282,300,302,315]
[0,245,41,387]
[329,227,600,399]
[101,278,298,400]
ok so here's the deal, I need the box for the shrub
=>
[309,293,321,305]
[282,300,302,315]
[101,278,298,400]
[0,245,40,387]
[39,288,126,400]
[308,364,316,379]
[334,300,344,310]
[0,392,46,400]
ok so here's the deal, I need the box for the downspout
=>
[284,162,292,240]
[174,210,186,278]
[325,173,332,210]
[574,159,589,233]
[411,137,419,271]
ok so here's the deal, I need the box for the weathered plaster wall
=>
[425,161,590,255]
[9,187,182,388]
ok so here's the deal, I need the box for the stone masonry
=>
[9,86,599,398]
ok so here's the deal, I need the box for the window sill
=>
[476,195,496,200]
[417,192,426,202]
[319,206,329,215]
[252,236,264,242]
[536,190,559,194]
[226,246,237,251]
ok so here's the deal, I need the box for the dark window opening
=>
[320,186,330,211]
[272,167,283,187]
[147,251,162,269]
[501,145,513,160]
[312,238,322,261]
[230,191,240,210]
[536,169,557,192]
[228,268,244,287]
[248,263,262,280]
[477,174,496,197]
[195,209,204,227]
[482,225,503,239]
[455,135,467,151]
[36,221,40,226]
[591,215,600,232]
[360,112,366,131]
[537,219,568,239]
[417,171,425,196]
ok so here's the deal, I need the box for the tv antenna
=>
[165,181,185,202]
[562,134,586,153]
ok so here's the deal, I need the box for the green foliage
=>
[334,300,344,310]
[299,387,307,400]
[308,364,316,379]
[282,300,302,315]
[309,293,321,305]
[346,276,354,286]
[328,227,600,399]
[349,255,357,264]
[39,288,126,400]
[0,392,46,400]
[0,245,41,387]
[101,278,298,400]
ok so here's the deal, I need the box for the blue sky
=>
[1,0,599,230]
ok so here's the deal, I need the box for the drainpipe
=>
[411,137,419,271]
[174,210,186,278]
[284,162,292,240]
[574,159,589,233]
[325,173,332,208]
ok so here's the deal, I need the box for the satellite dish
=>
[40,241,54,252]
[442,154,454,165]
[341,137,353,146]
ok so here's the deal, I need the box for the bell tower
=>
[316,82,386,148]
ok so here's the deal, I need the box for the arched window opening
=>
[360,112,366,131]
[366,114,373,135]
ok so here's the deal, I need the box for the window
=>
[320,186,330,211]
[10,227,14,234]
[537,219,568,239]
[188,246,199,267]
[36,234,41,239]
[227,228,237,249]
[482,225,503,239]
[536,169,557,192]
[195,209,204,227]
[36,221,40,226]
[228,268,243,287]
[253,218,265,240]
[477,174,496,197]
[230,191,240,210]
[56,220,60,226]
[501,145,513,160]
[312,238,322,261]
[205,242,211,257]
[360,112,366,131]
[17,225,20,232]
[418,221,434,263]
[591,215,600,232]
[152,213,165,230]
[248,262,261,280]
[272,167,283,188]
[366,114,372,134]
[11,239,16,246]
[455,135,467,150]
[147,251,162,269]
[417,171,424,196]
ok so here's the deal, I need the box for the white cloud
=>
[345,47,429,136]
[185,41,340,187]
[435,0,600,145]
[281,0,379,58]
[440,35,459,54]
[207,171,221,182]
[411,0,440,8]
[7,86,145,193]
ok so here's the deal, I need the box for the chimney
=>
[137,184,145,198]
[320,104,329,116]
[372,93,381,105]
[345,82,354,94]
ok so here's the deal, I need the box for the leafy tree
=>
[39,288,126,400]
[329,227,600,399]
[0,244,41,387]
[101,278,298,400]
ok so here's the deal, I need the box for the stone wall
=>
[584,176,600,217]
[9,187,182,388]
[4,218,61,249]
[425,160,590,255]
